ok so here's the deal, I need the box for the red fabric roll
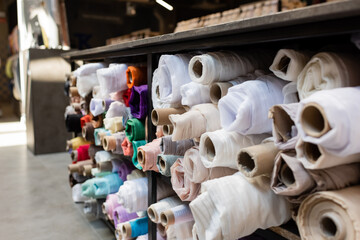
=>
[80,115,91,129]
[76,144,91,162]
[123,88,132,107]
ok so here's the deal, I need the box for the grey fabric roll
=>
[84,199,106,220]
[157,154,183,177]
[160,136,195,156]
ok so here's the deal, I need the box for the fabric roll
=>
[218,75,286,134]
[72,144,90,163]
[69,172,90,187]
[122,88,132,107]
[153,54,193,108]
[105,101,127,119]
[80,164,94,177]
[237,141,280,177]
[269,49,312,81]
[91,114,104,129]
[69,86,79,97]
[132,140,147,170]
[174,221,194,240]
[103,193,121,220]
[122,107,133,127]
[125,118,145,141]
[72,184,90,203]
[67,137,91,151]
[188,51,271,85]
[129,85,148,119]
[102,99,113,112]
[137,138,161,172]
[169,103,221,141]
[107,132,126,154]
[97,161,113,172]
[104,117,124,133]
[92,85,102,99]
[147,196,182,223]
[84,199,106,220]
[297,186,360,240]
[160,204,194,227]
[162,124,174,136]
[180,82,211,108]
[68,159,94,174]
[282,81,299,104]
[80,114,91,129]
[121,217,149,239]
[94,150,114,163]
[97,63,128,97]
[151,108,186,126]
[64,105,77,119]
[160,136,194,156]
[88,145,103,160]
[82,122,95,142]
[113,205,138,229]
[74,63,106,97]
[74,62,106,77]
[82,173,123,198]
[297,52,360,100]
[83,92,93,114]
[296,87,360,157]
[65,114,82,133]
[190,172,291,240]
[199,129,269,169]
[94,128,111,146]
[121,137,134,156]
[157,154,182,177]
[116,160,136,181]
[90,98,104,117]
[127,169,146,181]
[126,66,147,89]
[269,103,299,150]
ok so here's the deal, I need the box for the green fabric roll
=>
[126,118,145,141]
[132,140,147,170]
[157,154,182,177]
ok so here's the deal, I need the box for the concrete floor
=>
[0,122,115,240]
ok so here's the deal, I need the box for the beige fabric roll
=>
[151,108,186,126]
[237,141,280,177]
[162,124,174,136]
[68,160,94,173]
[169,104,221,141]
[103,117,124,133]
[97,161,113,172]
[296,139,360,169]
[297,186,360,240]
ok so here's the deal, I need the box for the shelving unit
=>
[62,1,360,239]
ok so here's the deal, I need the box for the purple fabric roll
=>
[112,205,138,227]
[129,84,148,119]
[103,99,114,111]
[113,159,136,181]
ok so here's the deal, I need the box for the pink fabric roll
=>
[121,137,134,156]
[138,138,162,172]
[103,194,121,220]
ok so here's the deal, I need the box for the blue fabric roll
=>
[130,217,149,238]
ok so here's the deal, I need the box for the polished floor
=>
[0,121,115,240]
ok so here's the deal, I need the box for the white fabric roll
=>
[73,63,107,77]
[269,49,312,81]
[218,75,286,135]
[169,104,221,141]
[168,204,194,226]
[148,196,182,223]
[104,117,124,133]
[97,64,128,97]
[199,129,269,169]
[95,151,114,163]
[152,54,193,108]
[188,51,271,85]
[152,68,172,109]
[180,82,211,108]
[296,87,360,157]
[90,98,104,117]
[105,101,127,119]
[174,221,194,240]
[72,184,90,203]
[282,81,299,104]
[76,73,99,98]
[126,169,146,181]
[297,52,360,100]
[190,173,291,240]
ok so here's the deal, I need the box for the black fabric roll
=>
[65,114,82,133]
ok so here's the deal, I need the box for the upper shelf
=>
[63,0,360,60]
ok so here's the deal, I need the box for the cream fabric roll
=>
[160,136,195,156]
[188,51,271,84]
[147,196,182,223]
[200,129,269,169]
[104,117,124,133]
[152,68,172,109]
[105,101,128,118]
[282,81,299,104]
[297,52,360,100]
[174,221,194,240]
[218,75,286,135]
[269,49,312,81]
[269,103,299,150]
[180,82,211,108]
[126,169,146,181]
[169,103,221,141]
[97,63,128,97]
[296,87,360,157]
[297,186,360,240]
[190,172,291,240]
[90,98,104,117]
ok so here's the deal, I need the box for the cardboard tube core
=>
[210,82,232,104]
[163,125,174,136]
[204,137,216,161]
[278,56,290,74]
[83,165,93,177]
[320,216,338,238]
[160,210,175,226]
[157,223,166,237]
[159,156,167,172]
[68,164,79,173]
[301,103,330,138]
[279,163,295,187]
[151,108,186,126]
[104,136,116,151]
[151,109,160,126]
[238,152,255,172]
[122,223,132,238]
[192,60,203,78]
[147,207,157,222]
[137,149,146,164]
[272,106,294,142]
[304,142,321,162]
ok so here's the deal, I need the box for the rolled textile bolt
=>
[157,223,167,238]
[157,154,182,177]
[151,108,186,126]
[102,99,113,112]
[300,102,331,138]
[161,209,175,226]
[162,124,173,136]
[68,159,94,174]
[147,196,182,223]
[69,86,80,97]
[98,132,111,147]
[209,82,232,104]
[237,141,280,177]
[91,114,104,129]
[121,222,133,238]
[121,217,149,238]
[279,163,296,187]
[160,204,194,227]
[82,122,95,142]
[90,98,104,117]
[97,161,113,172]
[137,149,146,165]
[126,66,147,89]
[103,136,116,151]
[82,165,93,177]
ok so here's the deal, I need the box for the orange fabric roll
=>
[80,115,91,129]
[126,66,147,89]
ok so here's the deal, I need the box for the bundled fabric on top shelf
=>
[74,63,106,97]
[97,63,128,97]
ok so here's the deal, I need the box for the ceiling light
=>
[156,0,173,11]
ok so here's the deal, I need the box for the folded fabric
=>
[126,118,145,141]
[82,173,123,198]
[147,196,182,223]
[190,172,291,240]
[113,205,138,229]
[188,51,271,85]
[103,117,124,133]
[282,81,299,104]
[67,137,91,151]
[269,49,312,81]
[120,217,149,239]
[97,63,128,97]
[103,193,122,220]
[152,54,193,108]
[80,114,91,129]
[200,129,269,169]
[160,136,195,156]
[132,140,147,170]
[129,85,148,119]
[121,137,134,156]
[157,154,182,176]
[105,101,127,119]
[180,82,211,108]
[297,186,360,240]
[137,138,161,172]
[126,66,147,89]
[218,75,286,134]
[268,103,299,150]
[84,199,106,220]
[82,122,95,142]
[65,114,82,133]
[169,103,221,141]
[90,98,104,117]
[72,184,90,203]
[297,52,360,100]
[94,128,111,146]
[160,204,194,227]
[296,87,360,157]
[151,108,186,126]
